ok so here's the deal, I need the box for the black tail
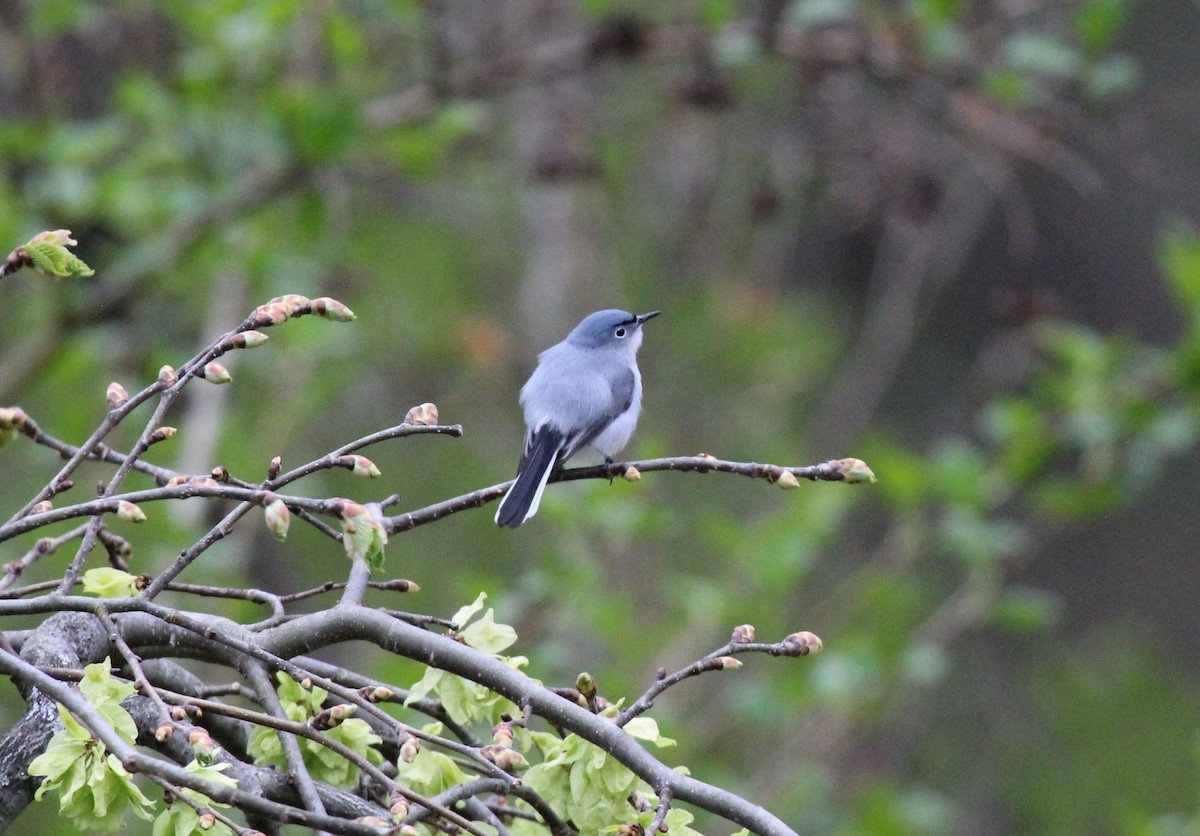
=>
[495,427,563,528]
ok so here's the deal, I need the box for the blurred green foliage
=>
[2,0,1195,834]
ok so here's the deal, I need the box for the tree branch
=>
[261,604,802,836]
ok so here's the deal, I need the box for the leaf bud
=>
[349,455,381,478]
[575,672,596,698]
[311,706,343,730]
[0,407,28,431]
[231,330,269,349]
[158,365,178,387]
[203,362,232,384]
[731,624,756,643]
[170,706,188,721]
[340,501,388,570]
[106,382,129,411]
[402,402,439,426]
[389,797,410,823]
[776,469,801,489]
[362,685,393,702]
[398,735,421,763]
[22,230,94,278]
[622,466,641,482]
[188,727,216,764]
[197,812,216,830]
[267,293,309,308]
[481,744,528,772]
[783,630,823,656]
[31,500,53,515]
[716,656,742,670]
[155,724,174,742]
[117,500,147,523]
[492,722,514,747]
[148,426,176,445]
[263,496,290,542]
[378,578,419,592]
[249,302,290,327]
[834,458,877,484]
[311,296,356,322]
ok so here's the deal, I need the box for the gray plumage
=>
[495,309,660,528]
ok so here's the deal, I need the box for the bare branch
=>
[387,454,870,533]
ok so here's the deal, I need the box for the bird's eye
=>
[614,327,627,339]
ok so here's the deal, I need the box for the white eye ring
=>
[614,327,627,338]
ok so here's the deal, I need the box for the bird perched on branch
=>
[495,309,660,528]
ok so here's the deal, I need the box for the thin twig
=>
[387,455,866,534]
[617,633,822,727]
[0,523,90,591]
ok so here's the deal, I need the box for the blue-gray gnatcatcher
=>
[495,309,660,528]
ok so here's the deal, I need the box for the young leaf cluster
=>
[27,660,153,832]
[246,672,384,788]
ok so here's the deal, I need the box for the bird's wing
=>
[561,364,634,460]
[519,347,635,459]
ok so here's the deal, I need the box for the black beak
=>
[635,311,662,324]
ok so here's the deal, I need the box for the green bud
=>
[264,496,290,542]
[21,230,94,279]
[203,362,232,384]
[117,500,147,523]
[398,735,421,763]
[341,501,388,570]
[773,469,800,489]
[349,455,381,478]
[232,330,269,348]
[834,458,876,484]
[311,297,356,322]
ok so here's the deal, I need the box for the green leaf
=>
[1074,0,1127,54]
[701,0,735,28]
[451,591,489,628]
[81,567,142,598]
[623,716,676,748]
[1157,221,1200,311]
[458,608,518,654]
[247,674,381,788]
[395,746,471,796]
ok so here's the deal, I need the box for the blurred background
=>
[2,0,1200,833]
